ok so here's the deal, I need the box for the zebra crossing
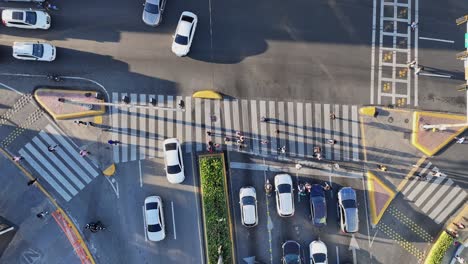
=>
[18,124,100,202]
[110,93,362,163]
[401,161,467,224]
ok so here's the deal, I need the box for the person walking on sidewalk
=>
[79,150,90,157]
[108,140,121,145]
[47,145,58,152]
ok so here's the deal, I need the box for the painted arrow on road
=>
[349,235,360,264]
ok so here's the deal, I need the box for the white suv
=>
[2,9,51,29]
[162,138,185,183]
[239,186,258,227]
[275,174,294,217]
[13,42,56,61]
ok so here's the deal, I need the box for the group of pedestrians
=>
[37,1,59,11]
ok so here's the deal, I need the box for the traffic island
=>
[367,171,396,226]
[34,88,105,120]
[198,153,234,264]
[411,111,467,156]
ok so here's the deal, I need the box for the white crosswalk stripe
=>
[400,161,467,224]
[109,93,362,162]
[18,124,100,202]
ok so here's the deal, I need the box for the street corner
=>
[411,111,467,156]
[34,88,106,120]
[366,171,396,226]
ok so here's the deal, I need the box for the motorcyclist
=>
[264,179,273,196]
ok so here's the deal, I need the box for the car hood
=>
[36,11,50,28]
[148,229,165,241]
[1,10,13,21]
[242,205,256,225]
[42,43,55,61]
[309,240,327,255]
[143,11,161,26]
[171,42,189,57]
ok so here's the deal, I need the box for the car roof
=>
[177,20,192,37]
[310,184,324,197]
[13,42,33,55]
[345,208,359,232]
[283,240,300,253]
[164,139,180,166]
[242,204,256,225]
[279,193,293,214]
[339,187,356,201]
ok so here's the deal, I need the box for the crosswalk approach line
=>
[139,94,147,160]
[39,131,91,183]
[333,104,341,160]
[19,148,72,201]
[259,100,267,155]
[176,96,184,145]
[434,190,467,224]
[25,142,78,196]
[111,93,120,163]
[287,102,296,156]
[184,96,192,153]
[148,94,157,158]
[421,179,453,213]
[414,175,446,207]
[45,125,99,177]
[157,95,165,158]
[195,98,202,152]
[296,102,305,158]
[269,101,278,154]
[305,103,313,157]
[428,186,462,220]
[120,93,129,163]
[351,106,359,161]
[130,93,138,161]
[223,100,233,151]
[341,105,350,161]
[250,100,260,154]
[323,104,332,160]
[32,136,85,189]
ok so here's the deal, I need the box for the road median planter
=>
[424,231,454,264]
[198,153,234,264]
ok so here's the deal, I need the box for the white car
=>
[142,0,166,26]
[13,42,56,61]
[239,186,258,227]
[275,174,294,217]
[171,11,197,57]
[163,138,185,183]
[337,187,359,233]
[309,240,328,264]
[144,196,165,242]
[2,9,51,30]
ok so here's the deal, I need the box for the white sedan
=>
[171,11,197,57]
[2,9,50,29]
[239,186,258,227]
[309,240,328,264]
[163,138,185,183]
[144,196,165,242]
[275,174,294,217]
[13,42,56,61]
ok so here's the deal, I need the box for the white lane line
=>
[296,102,305,158]
[370,0,377,103]
[166,96,174,138]
[130,93,138,161]
[171,201,177,240]
[434,189,466,224]
[269,101,277,155]
[112,93,120,163]
[414,0,419,107]
[263,158,274,264]
[194,99,202,151]
[185,96,193,153]
[139,94,147,160]
[142,205,148,242]
[419,37,454,43]
[139,160,143,188]
[104,176,119,199]
[418,72,452,78]
[305,103,313,157]
[287,102,296,156]
[157,95,165,158]
[120,93,129,163]
[336,246,340,264]
[223,100,232,151]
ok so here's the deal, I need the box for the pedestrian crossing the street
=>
[18,124,100,202]
[110,93,362,163]
[401,161,467,224]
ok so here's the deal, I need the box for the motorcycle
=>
[85,221,106,233]
[264,179,273,196]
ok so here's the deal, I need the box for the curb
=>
[34,88,106,120]
[411,111,467,156]
[367,171,396,226]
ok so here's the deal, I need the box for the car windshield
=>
[165,142,177,151]
[312,253,326,262]
[146,202,158,210]
[277,184,291,194]
[284,254,300,264]
[167,164,181,174]
[25,11,37,25]
[144,3,159,14]
[148,223,162,232]
[175,35,188,45]
[342,199,356,208]
[242,196,255,205]
[32,44,44,58]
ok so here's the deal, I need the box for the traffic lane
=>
[142,153,203,263]
[204,0,373,102]
[229,167,271,264]
[229,165,370,264]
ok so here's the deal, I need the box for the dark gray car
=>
[310,184,327,227]
[142,0,166,26]
[282,240,302,264]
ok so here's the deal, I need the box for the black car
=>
[310,184,327,226]
[282,240,302,264]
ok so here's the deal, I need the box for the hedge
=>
[424,231,454,264]
[199,155,232,264]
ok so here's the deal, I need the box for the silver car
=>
[142,0,166,26]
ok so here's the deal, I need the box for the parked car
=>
[13,41,56,61]
[282,240,302,264]
[275,174,294,217]
[337,187,359,233]
[162,138,185,183]
[171,11,197,57]
[310,184,326,226]
[144,196,165,241]
[2,9,50,29]
[142,0,166,26]
[239,186,258,227]
[309,240,328,264]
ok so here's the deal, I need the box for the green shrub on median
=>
[424,232,454,264]
[199,155,232,264]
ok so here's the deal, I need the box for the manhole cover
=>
[388,117,394,123]
[404,118,409,123]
